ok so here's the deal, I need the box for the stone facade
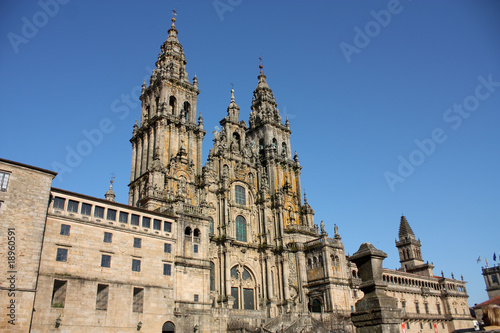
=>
[0,15,475,333]
[483,266,500,300]
[0,159,56,332]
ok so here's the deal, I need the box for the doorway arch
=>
[162,321,175,333]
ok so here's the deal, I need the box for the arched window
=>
[272,138,277,150]
[235,185,246,205]
[259,139,264,152]
[162,321,175,333]
[183,101,190,121]
[210,262,215,291]
[230,266,255,310]
[208,217,214,235]
[318,255,323,267]
[185,227,191,236]
[169,96,176,115]
[193,228,200,238]
[281,142,287,157]
[236,216,247,242]
[308,258,312,268]
[310,298,322,313]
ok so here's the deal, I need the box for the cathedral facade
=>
[0,16,473,333]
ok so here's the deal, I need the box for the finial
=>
[230,83,235,101]
[258,56,263,74]
[171,9,177,24]
[304,192,308,203]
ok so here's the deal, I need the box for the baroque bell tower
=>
[129,14,206,211]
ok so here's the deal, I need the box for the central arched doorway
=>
[162,321,175,333]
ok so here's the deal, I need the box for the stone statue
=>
[320,220,325,234]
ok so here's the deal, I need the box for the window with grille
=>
[134,238,141,248]
[153,219,161,230]
[0,172,10,191]
[81,203,91,215]
[119,212,128,223]
[131,214,139,226]
[235,185,246,205]
[67,200,78,213]
[60,224,70,236]
[164,221,172,232]
[103,232,112,243]
[53,197,65,209]
[56,248,68,262]
[94,206,104,218]
[107,209,116,221]
[101,255,111,268]
[236,216,247,242]
[163,263,171,276]
[132,259,141,272]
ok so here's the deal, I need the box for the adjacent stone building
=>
[0,15,474,333]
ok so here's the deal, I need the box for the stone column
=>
[142,132,148,174]
[350,243,401,333]
[130,140,137,181]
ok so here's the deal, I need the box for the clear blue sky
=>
[1,0,499,306]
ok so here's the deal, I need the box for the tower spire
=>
[249,60,282,128]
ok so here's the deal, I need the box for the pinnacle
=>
[398,215,415,240]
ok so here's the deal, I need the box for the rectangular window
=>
[107,209,116,221]
[235,185,246,205]
[243,288,254,310]
[437,303,441,315]
[133,287,144,313]
[132,259,141,272]
[164,243,171,253]
[51,279,67,308]
[94,206,104,218]
[119,211,128,223]
[407,322,410,329]
[103,232,112,243]
[67,200,79,213]
[0,172,10,191]
[133,238,141,248]
[231,287,239,309]
[163,263,171,276]
[101,254,111,268]
[131,214,140,226]
[81,203,91,215]
[96,284,109,310]
[153,219,161,230]
[194,244,198,253]
[53,197,65,210]
[56,248,68,262]
[164,221,172,232]
[194,294,199,302]
[415,303,420,314]
[60,224,70,236]
[425,303,429,314]
[142,217,150,228]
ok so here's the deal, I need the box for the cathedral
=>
[0,15,473,333]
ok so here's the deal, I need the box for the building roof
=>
[0,158,57,176]
[474,295,500,308]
